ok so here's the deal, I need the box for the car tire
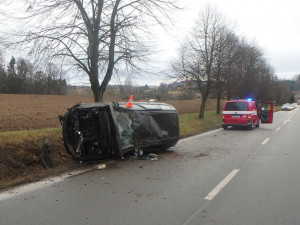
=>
[62,113,83,161]
[223,125,228,130]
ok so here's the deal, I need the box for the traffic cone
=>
[126,95,133,108]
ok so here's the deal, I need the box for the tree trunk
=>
[98,88,105,103]
[91,87,100,102]
[91,0,119,103]
[90,73,101,102]
[216,92,222,114]
[199,95,208,119]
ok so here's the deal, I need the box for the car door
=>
[259,101,274,123]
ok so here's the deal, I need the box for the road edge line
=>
[0,167,93,201]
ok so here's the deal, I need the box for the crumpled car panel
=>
[59,102,179,161]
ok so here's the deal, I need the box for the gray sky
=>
[143,0,300,85]
[2,0,300,86]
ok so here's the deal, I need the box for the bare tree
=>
[0,51,5,92]
[269,80,291,105]
[254,62,276,103]
[12,0,178,102]
[295,74,300,91]
[228,39,268,100]
[213,28,239,114]
[172,6,224,119]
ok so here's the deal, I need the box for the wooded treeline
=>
[0,55,67,95]
[171,6,298,118]
[0,2,298,111]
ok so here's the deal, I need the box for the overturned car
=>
[59,101,179,161]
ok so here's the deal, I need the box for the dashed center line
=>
[261,138,270,145]
[204,169,239,201]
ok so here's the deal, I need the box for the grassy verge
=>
[0,112,222,190]
[0,128,81,190]
[179,111,222,138]
[274,105,282,112]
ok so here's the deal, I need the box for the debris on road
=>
[94,164,106,170]
[131,149,143,159]
[40,139,54,169]
[146,153,158,161]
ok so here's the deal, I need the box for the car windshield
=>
[225,102,248,111]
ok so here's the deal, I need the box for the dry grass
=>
[0,94,94,132]
[0,128,84,190]
[0,94,221,132]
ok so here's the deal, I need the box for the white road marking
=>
[276,127,280,131]
[282,109,296,125]
[288,110,297,120]
[204,169,239,201]
[261,138,270,145]
[0,168,92,201]
[180,128,222,143]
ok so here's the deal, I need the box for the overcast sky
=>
[143,0,300,85]
[2,0,300,86]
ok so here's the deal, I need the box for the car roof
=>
[72,102,176,111]
[118,102,176,111]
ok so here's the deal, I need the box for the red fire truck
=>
[222,99,273,130]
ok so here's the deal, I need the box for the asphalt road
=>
[1,108,300,225]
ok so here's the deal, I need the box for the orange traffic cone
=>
[126,95,133,108]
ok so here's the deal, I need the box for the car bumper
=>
[222,122,252,128]
[222,123,251,127]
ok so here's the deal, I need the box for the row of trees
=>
[5,0,178,102]
[0,55,67,95]
[171,6,293,118]
[105,79,294,103]
[0,2,296,114]
[106,82,182,101]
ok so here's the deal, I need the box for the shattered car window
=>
[114,110,133,149]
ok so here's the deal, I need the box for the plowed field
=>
[0,94,214,132]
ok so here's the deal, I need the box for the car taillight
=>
[248,115,252,119]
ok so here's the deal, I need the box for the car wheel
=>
[223,125,228,130]
[62,113,83,161]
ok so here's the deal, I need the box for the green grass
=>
[179,111,222,138]
[274,105,282,112]
[0,128,61,144]
[0,127,77,190]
